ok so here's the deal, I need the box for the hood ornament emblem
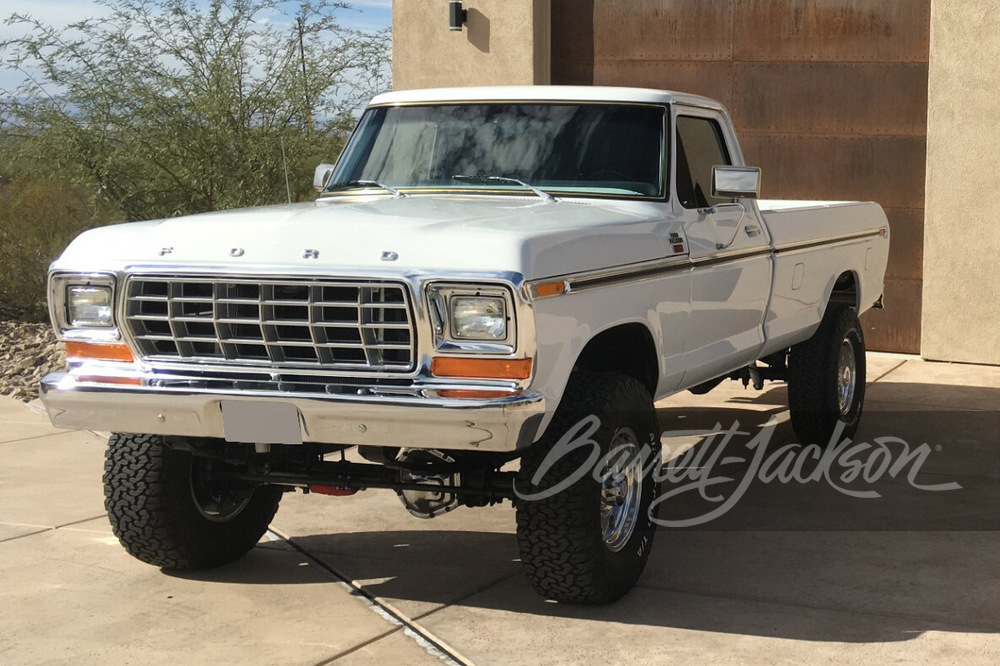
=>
[230,248,245,257]
[159,247,173,256]
[381,251,398,262]
[303,249,319,259]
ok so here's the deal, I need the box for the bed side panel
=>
[759,202,889,356]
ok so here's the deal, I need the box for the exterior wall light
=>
[449,1,468,31]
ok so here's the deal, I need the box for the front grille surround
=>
[123,276,416,372]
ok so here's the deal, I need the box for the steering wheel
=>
[587,169,631,181]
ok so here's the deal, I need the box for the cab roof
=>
[369,85,723,110]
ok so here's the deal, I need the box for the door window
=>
[675,116,732,209]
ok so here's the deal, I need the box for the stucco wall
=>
[922,0,1000,364]
[393,0,550,90]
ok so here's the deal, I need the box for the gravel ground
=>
[0,320,65,402]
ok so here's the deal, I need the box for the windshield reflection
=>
[328,103,666,199]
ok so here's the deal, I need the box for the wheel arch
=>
[827,269,861,312]
[570,321,659,396]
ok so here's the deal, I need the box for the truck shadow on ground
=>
[175,382,1000,643]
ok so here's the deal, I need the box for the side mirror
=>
[712,166,761,199]
[313,163,336,192]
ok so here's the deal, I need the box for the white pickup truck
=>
[41,86,889,604]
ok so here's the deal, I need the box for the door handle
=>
[699,202,745,216]
[745,224,761,237]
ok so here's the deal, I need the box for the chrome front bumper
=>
[40,373,546,452]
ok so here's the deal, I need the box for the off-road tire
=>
[515,372,661,604]
[788,306,867,445]
[104,433,282,570]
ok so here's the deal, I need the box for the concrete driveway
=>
[1,353,998,664]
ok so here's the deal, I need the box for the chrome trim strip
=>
[691,246,772,269]
[48,367,524,399]
[528,228,883,297]
[772,229,883,255]
[565,255,691,293]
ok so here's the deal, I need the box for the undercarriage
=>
[171,437,521,518]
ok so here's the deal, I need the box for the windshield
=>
[327,103,667,199]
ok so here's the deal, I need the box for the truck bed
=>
[756,199,890,356]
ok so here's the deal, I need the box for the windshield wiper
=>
[327,179,407,199]
[453,175,557,203]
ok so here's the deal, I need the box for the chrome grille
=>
[124,276,415,371]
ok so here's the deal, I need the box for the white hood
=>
[55,196,679,280]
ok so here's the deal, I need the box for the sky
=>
[0,0,393,92]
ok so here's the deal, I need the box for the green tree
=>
[0,0,389,320]
[1,0,390,220]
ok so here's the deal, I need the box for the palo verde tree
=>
[1,0,391,221]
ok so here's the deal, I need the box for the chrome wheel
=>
[837,338,857,416]
[600,427,643,552]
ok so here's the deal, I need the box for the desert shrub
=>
[0,176,113,321]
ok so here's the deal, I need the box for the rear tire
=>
[515,372,661,604]
[103,433,282,570]
[788,306,866,444]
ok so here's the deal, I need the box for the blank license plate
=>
[221,401,302,445]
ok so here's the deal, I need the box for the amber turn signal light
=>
[65,341,135,363]
[437,389,522,399]
[431,357,532,380]
[76,375,142,386]
[531,280,567,299]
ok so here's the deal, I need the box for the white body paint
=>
[41,87,889,451]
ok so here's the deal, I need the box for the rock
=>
[0,320,65,402]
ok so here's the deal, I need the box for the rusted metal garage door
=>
[552,0,928,353]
